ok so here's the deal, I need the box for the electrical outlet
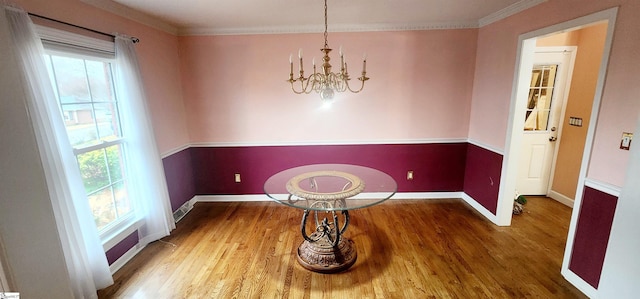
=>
[234,173,241,183]
[407,171,414,180]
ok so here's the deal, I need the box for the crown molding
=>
[178,21,480,36]
[479,0,547,27]
[81,0,178,35]
[81,0,544,36]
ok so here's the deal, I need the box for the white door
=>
[517,48,575,195]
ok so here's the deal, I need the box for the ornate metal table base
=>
[265,167,395,273]
[296,208,356,273]
[297,235,357,273]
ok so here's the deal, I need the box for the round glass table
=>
[264,164,397,273]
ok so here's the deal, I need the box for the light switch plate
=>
[620,132,633,150]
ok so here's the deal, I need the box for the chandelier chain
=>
[323,0,329,48]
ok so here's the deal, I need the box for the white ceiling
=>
[89,0,546,35]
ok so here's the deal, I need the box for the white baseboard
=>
[561,268,597,298]
[460,193,501,226]
[388,192,464,199]
[109,242,145,274]
[194,192,501,226]
[195,194,272,202]
[548,190,574,207]
[195,192,465,203]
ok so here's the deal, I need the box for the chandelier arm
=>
[332,73,348,92]
[344,77,368,93]
[290,78,308,94]
[307,74,319,94]
[291,80,311,94]
[289,86,307,95]
[291,74,321,94]
[305,79,317,94]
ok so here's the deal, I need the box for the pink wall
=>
[178,30,477,144]
[15,0,191,155]
[469,0,640,187]
[17,0,638,186]
[586,2,639,186]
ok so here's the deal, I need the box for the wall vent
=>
[172,201,193,223]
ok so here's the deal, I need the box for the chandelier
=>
[287,0,369,101]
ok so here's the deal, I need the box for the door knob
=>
[549,136,557,142]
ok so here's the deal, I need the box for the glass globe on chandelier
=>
[287,0,369,102]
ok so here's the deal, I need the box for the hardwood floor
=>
[98,197,586,298]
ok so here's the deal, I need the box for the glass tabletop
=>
[264,164,397,211]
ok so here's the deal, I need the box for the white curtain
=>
[2,4,113,298]
[114,36,175,246]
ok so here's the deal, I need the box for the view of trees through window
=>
[44,52,133,233]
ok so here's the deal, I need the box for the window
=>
[523,65,558,131]
[43,50,134,236]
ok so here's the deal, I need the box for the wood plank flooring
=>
[98,197,586,298]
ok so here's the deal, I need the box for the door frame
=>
[497,7,618,297]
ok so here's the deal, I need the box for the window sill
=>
[101,217,143,252]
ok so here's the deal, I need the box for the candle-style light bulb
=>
[340,46,344,70]
[312,57,316,74]
[298,49,303,74]
[363,53,367,72]
[289,54,293,75]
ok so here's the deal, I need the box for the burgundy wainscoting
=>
[569,186,618,288]
[190,143,468,195]
[162,148,196,211]
[105,231,139,265]
[106,148,195,266]
[463,143,503,214]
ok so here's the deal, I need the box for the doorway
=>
[498,7,618,297]
[498,8,617,225]
[516,23,611,205]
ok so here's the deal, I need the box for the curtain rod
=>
[28,12,140,43]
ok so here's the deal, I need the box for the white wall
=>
[0,9,74,298]
[0,233,12,292]
[598,115,640,298]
